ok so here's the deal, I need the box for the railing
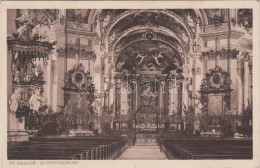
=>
[25,112,57,130]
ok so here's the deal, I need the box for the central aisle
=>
[118,143,167,160]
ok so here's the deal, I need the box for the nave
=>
[7,8,253,160]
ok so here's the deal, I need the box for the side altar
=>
[61,63,96,136]
[199,66,233,134]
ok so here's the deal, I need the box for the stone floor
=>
[118,143,167,160]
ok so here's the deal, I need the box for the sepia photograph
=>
[1,1,260,168]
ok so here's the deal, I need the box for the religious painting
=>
[208,95,223,116]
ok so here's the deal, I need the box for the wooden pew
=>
[159,136,252,160]
[8,135,133,160]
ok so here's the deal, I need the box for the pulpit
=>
[8,37,53,141]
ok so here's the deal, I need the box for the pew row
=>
[159,138,252,160]
[8,136,133,160]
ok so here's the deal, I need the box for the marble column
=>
[248,63,252,106]
[93,51,103,130]
[169,81,178,116]
[244,61,249,108]
[168,83,173,116]
[230,59,238,113]
[46,58,52,106]
[120,86,128,115]
[237,61,243,115]
[55,53,64,112]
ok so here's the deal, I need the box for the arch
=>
[199,9,209,26]
[111,25,188,58]
[88,9,102,24]
[90,9,208,30]
[104,9,195,43]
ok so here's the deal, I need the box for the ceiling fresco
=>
[113,31,184,60]
[97,9,205,65]
[116,40,182,73]
[105,10,192,47]
[109,11,185,34]
[99,9,200,37]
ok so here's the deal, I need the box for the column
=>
[182,79,189,131]
[244,61,249,108]
[135,79,138,110]
[46,58,52,106]
[169,81,178,116]
[248,63,252,106]
[168,82,173,116]
[230,58,238,113]
[237,60,243,115]
[43,60,48,101]
[120,86,128,115]
[92,41,104,129]
[159,81,162,117]
[55,52,64,112]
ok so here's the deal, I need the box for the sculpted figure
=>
[187,13,195,29]
[76,94,82,109]
[182,32,189,44]
[152,52,163,66]
[29,89,41,112]
[102,14,111,28]
[12,64,21,84]
[136,52,146,66]
[9,87,22,113]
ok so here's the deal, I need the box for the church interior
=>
[7,9,253,160]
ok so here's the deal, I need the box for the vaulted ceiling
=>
[67,9,228,73]
[96,9,206,73]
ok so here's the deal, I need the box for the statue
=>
[116,62,125,71]
[152,52,164,66]
[109,32,116,42]
[186,13,195,30]
[182,32,189,44]
[102,14,111,28]
[29,88,42,112]
[9,87,22,113]
[12,63,21,84]
[76,94,82,109]
[177,45,184,54]
[136,52,146,66]
[11,52,21,83]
